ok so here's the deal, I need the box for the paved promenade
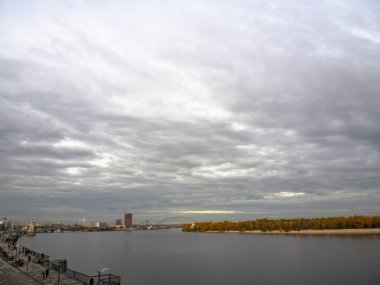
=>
[0,248,85,285]
[0,255,85,284]
[0,255,40,285]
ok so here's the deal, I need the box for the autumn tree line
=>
[182,216,380,232]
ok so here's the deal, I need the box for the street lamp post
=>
[97,267,108,285]
[57,260,62,285]
[15,245,19,260]
[27,255,31,271]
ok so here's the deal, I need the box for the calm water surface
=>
[18,229,380,285]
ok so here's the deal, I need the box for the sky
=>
[1,0,380,224]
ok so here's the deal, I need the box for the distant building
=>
[0,218,8,230]
[95,222,108,228]
[115,219,122,226]
[124,213,133,228]
[26,219,37,236]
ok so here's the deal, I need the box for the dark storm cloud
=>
[0,0,379,223]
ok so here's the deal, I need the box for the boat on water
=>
[26,219,37,236]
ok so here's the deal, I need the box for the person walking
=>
[45,268,49,278]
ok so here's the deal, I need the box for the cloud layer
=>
[1,0,380,223]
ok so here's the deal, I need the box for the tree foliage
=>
[182,216,380,232]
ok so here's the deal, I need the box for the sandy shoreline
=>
[205,228,380,235]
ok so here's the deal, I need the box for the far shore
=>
[205,228,380,235]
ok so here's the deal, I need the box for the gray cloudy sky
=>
[1,0,380,224]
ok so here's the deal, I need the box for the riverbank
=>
[183,216,380,233]
[206,228,380,235]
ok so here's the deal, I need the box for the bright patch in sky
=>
[65,167,86,176]
[177,210,243,215]
[53,139,88,149]
[351,27,380,44]
[276,192,305,198]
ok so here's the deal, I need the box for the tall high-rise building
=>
[124,213,132,228]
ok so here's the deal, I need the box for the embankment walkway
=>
[0,251,83,285]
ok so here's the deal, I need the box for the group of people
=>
[0,244,24,265]
[41,268,49,279]
[15,258,24,266]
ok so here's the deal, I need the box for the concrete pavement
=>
[0,248,85,285]
[0,255,41,285]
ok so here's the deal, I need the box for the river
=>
[17,229,380,285]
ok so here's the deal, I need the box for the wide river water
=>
[18,229,380,285]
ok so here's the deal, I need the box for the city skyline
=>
[1,0,380,223]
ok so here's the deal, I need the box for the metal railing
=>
[65,268,90,284]
[14,245,121,285]
[50,259,121,285]
[99,274,121,285]
[18,245,50,266]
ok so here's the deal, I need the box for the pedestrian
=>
[45,268,49,278]
[89,277,94,285]
[42,271,45,279]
